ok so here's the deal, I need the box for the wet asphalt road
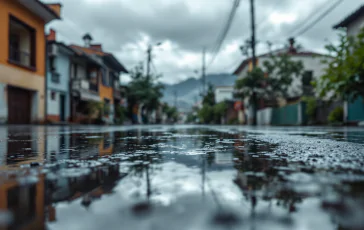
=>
[1,125,364,230]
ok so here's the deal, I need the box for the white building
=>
[233,39,331,125]
[215,86,234,103]
[334,5,364,37]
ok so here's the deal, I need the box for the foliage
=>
[235,54,304,103]
[87,101,103,117]
[198,105,214,124]
[228,118,238,125]
[328,107,344,123]
[186,112,198,123]
[103,103,110,115]
[315,28,364,101]
[126,63,164,118]
[302,96,317,121]
[163,104,179,123]
[213,101,228,123]
[202,84,216,106]
[115,105,127,124]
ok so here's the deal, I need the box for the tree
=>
[202,84,216,106]
[315,28,364,101]
[213,101,228,124]
[162,104,179,123]
[126,64,164,123]
[198,84,216,124]
[235,54,304,124]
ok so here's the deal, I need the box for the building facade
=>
[233,40,331,125]
[0,0,60,124]
[46,30,75,122]
[334,5,364,124]
[70,35,128,124]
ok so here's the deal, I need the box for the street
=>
[0,125,364,229]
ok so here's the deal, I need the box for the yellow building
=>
[0,0,60,124]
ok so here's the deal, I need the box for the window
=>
[302,70,314,96]
[302,71,313,86]
[51,72,60,83]
[102,69,112,87]
[49,56,55,71]
[51,91,56,100]
[8,15,36,70]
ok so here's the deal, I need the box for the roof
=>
[16,0,60,23]
[48,41,75,55]
[333,5,364,29]
[70,45,128,73]
[232,50,328,75]
[68,46,103,67]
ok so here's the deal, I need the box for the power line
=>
[287,0,331,36]
[207,0,241,69]
[293,0,344,37]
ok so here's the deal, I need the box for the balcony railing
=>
[9,46,33,69]
[72,79,98,93]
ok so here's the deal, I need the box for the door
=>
[60,94,65,122]
[7,86,31,124]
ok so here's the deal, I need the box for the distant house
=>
[215,86,234,103]
[46,29,76,123]
[0,0,60,124]
[233,38,331,125]
[333,5,364,124]
[70,34,128,124]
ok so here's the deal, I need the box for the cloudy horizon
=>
[43,0,362,84]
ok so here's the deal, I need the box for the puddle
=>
[0,125,363,229]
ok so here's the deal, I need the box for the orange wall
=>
[98,71,113,103]
[0,0,46,76]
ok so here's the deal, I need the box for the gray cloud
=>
[43,0,363,83]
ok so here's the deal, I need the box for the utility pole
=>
[202,47,206,95]
[250,0,256,68]
[146,45,152,79]
[250,0,257,126]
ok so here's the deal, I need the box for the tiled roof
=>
[70,45,128,73]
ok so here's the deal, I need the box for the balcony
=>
[8,15,36,71]
[72,79,98,92]
[72,79,100,102]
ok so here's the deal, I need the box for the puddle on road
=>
[0,126,363,229]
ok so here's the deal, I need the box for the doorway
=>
[7,86,32,124]
[60,94,65,122]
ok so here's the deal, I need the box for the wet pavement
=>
[0,125,364,230]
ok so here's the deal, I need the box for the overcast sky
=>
[43,0,363,84]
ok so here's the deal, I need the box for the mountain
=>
[162,73,236,112]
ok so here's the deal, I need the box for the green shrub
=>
[328,107,343,123]
[303,97,317,119]
[228,118,238,125]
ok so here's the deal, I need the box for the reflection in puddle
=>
[0,126,363,229]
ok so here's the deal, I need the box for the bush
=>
[303,97,317,118]
[115,105,127,124]
[328,107,343,123]
[228,118,238,125]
